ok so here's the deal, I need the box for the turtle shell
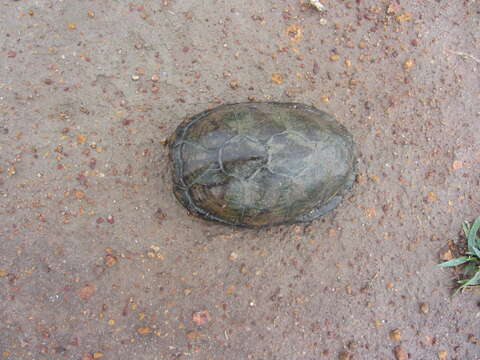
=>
[169,102,356,227]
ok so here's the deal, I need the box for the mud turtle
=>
[169,102,356,227]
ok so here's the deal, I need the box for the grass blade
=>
[463,262,478,276]
[467,216,480,252]
[458,270,480,292]
[474,216,480,248]
[463,222,470,238]
[467,216,480,254]
[438,256,473,267]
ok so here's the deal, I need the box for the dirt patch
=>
[0,0,479,359]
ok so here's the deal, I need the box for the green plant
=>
[438,216,480,295]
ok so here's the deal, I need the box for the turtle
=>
[169,102,356,228]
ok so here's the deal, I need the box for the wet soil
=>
[1,1,479,359]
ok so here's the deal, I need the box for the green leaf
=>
[461,270,480,287]
[467,216,480,255]
[453,270,480,295]
[463,262,479,276]
[438,256,473,267]
[463,221,471,238]
[474,217,480,248]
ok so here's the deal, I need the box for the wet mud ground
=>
[1,0,479,359]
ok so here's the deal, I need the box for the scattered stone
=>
[386,2,400,14]
[137,327,151,335]
[87,10,95,18]
[467,334,479,344]
[452,160,462,170]
[440,249,453,261]
[355,174,365,184]
[75,190,85,200]
[390,329,402,341]
[374,320,384,327]
[438,350,447,360]
[229,80,239,89]
[320,95,329,103]
[271,73,284,84]
[347,341,357,350]
[7,51,17,58]
[427,192,437,201]
[403,59,414,71]
[393,345,408,360]
[330,55,340,61]
[68,23,77,30]
[419,303,429,314]
[424,336,435,346]
[187,330,201,340]
[365,208,377,218]
[225,285,236,294]
[309,0,326,12]
[104,254,117,267]
[77,135,87,145]
[396,13,412,24]
[338,351,352,360]
[92,352,104,359]
[192,310,211,326]
[240,264,247,274]
[285,24,303,43]
[77,284,95,301]
[229,252,238,261]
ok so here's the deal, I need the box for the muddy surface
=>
[1,1,479,359]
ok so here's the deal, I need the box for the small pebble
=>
[393,345,408,360]
[440,250,453,261]
[271,73,284,84]
[137,327,151,335]
[240,264,247,274]
[420,303,429,314]
[104,254,117,267]
[438,350,447,360]
[467,334,479,344]
[320,95,329,103]
[396,13,412,23]
[390,329,401,341]
[192,310,211,325]
[338,351,352,360]
[403,59,414,71]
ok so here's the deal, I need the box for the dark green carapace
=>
[169,102,356,227]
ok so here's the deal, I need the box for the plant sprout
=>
[438,216,480,295]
